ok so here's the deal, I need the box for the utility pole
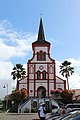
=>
[3,84,8,110]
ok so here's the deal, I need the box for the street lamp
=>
[3,84,8,110]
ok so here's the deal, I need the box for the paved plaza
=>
[0,113,50,120]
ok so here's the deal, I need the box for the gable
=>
[19,77,27,84]
[56,76,66,83]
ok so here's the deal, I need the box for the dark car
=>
[72,115,80,120]
[58,110,80,120]
[47,110,80,120]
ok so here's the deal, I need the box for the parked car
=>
[47,103,80,120]
[65,103,80,112]
[58,110,80,120]
[47,110,80,120]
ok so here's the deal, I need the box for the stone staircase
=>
[18,97,60,113]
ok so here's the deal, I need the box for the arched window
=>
[43,52,46,60]
[42,70,46,79]
[37,70,41,79]
[37,52,41,61]
[37,51,46,61]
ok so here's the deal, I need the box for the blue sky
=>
[0,0,80,99]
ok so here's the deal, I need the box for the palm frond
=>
[59,60,74,90]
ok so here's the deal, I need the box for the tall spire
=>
[32,18,50,46]
[37,17,45,41]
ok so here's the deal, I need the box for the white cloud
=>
[0,60,16,99]
[0,20,37,60]
[0,61,13,80]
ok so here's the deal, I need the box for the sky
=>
[0,0,80,99]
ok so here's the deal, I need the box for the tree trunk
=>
[16,78,18,90]
[67,76,69,90]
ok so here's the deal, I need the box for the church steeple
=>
[32,18,50,45]
[37,17,45,41]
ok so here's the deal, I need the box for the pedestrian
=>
[38,102,47,120]
[60,106,66,116]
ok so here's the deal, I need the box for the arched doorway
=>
[37,86,46,98]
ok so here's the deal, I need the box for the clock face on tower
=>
[39,65,44,70]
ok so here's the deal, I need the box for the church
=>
[18,18,66,99]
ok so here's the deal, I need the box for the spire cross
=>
[40,13,42,17]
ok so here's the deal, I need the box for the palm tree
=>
[11,64,26,89]
[59,60,74,90]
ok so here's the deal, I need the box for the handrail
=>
[51,94,64,107]
[18,96,30,107]
[18,97,31,113]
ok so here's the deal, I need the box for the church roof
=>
[32,18,50,45]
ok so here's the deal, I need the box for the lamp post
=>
[3,84,8,110]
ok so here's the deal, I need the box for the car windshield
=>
[67,105,80,108]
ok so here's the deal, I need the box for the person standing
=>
[60,106,66,116]
[38,102,47,120]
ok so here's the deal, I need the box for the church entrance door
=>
[37,86,46,98]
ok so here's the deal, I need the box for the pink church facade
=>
[18,18,66,98]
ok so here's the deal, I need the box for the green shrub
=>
[31,108,38,113]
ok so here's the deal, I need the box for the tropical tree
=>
[50,89,73,104]
[10,89,28,105]
[59,60,74,90]
[11,64,26,89]
[60,89,73,104]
